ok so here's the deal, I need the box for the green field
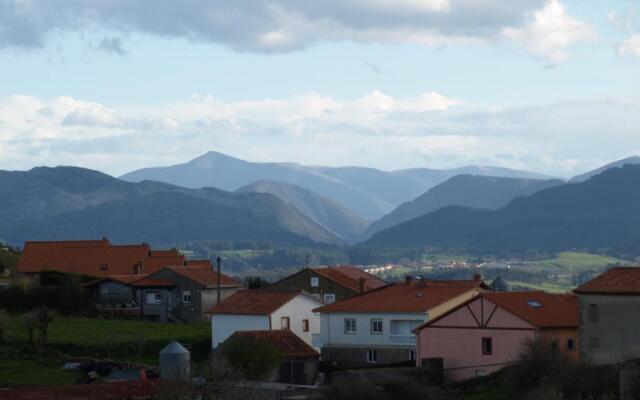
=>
[0,357,82,386]
[3,315,211,364]
[516,252,623,273]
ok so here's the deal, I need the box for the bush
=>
[218,335,283,381]
[504,338,569,395]
[323,379,381,400]
[0,285,94,312]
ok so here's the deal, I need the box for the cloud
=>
[0,0,592,61]
[502,0,597,63]
[1,92,639,178]
[619,33,640,57]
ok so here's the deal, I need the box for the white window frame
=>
[310,277,319,287]
[146,290,162,305]
[370,319,383,335]
[344,318,356,334]
[323,293,336,303]
[367,349,377,363]
[182,291,192,304]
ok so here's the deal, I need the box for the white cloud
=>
[1,92,640,178]
[619,34,640,57]
[502,0,596,63]
[0,0,594,61]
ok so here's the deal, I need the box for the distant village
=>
[1,238,639,400]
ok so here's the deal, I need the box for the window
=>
[302,319,310,332]
[589,337,600,348]
[146,290,162,305]
[182,291,192,304]
[409,349,416,361]
[370,319,383,335]
[367,349,377,363]
[482,337,493,355]
[527,300,543,308]
[344,318,356,334]
[567,339,575,351]
[588,304,599,322]
[281,317,290,330]
[310,277,319,287]
[323,293,336,303]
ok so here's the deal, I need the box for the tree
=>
[22,312,38,344]
[218,335,283,381]
[34,307,54,349]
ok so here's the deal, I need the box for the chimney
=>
[405,275,414,285]
[358,277,366,293]
[473,272,482,281]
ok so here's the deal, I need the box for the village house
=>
[225,330,320,385]
[574,267,640,365]
[208,290,323,349]
[16,239,187,280]
[131,264,241,323]
[414,291,578,382]
[269,265,386,303]
[313,276,489,367]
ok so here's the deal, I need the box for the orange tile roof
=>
[231,330,319,359]
[16,239,195,278]
[185,259,213,267]
[131,278,176,287]
[207,290,301,315]
[483,291,578,328]
[574,267,640,295]
[313,265,386,293]
[142,255,186,274]
[84,274,149,287]
[314,279,485,313]
[166,265,240,287]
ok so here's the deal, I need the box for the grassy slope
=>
[4,316,210,364]
[519,252,623,273]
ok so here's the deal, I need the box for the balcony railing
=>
[389,334,416,344]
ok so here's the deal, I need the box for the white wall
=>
[270,294,323,347]
[211,314,270,348]
[319,312,426,348]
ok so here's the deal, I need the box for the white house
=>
[313,277,488,367]
[207,289,324,349]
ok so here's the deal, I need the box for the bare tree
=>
[34,307,54,349]
[130,331,147,362]
[22,311,38,345]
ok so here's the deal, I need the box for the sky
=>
[0,0,639,178]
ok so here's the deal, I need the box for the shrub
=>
[0,285,94,312]
[504,338,569,395]
[34,307,54,348]
[323,379,381,400]
[218,335,283,381]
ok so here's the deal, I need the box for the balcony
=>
[389,334,416,344]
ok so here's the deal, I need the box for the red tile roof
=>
[131,278,176,287]
[185,259,213,267]
[230,330,319,359]
[207,290,301,315]
[313,265,386,293]
[314,279,486,313]
[574,267,640,295]
[167,265,240,287]
[16,239,194,278]
[0,380,165,400]
[84,274,149,287]
[483,291,578,328]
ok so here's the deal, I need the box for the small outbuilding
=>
[226,330,320,385]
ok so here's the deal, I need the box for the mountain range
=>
[120,151,552,220]
[0,167,343,248]
[359,165,640,257]
[361,175,564,239]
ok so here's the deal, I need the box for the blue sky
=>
[0,0,639,178]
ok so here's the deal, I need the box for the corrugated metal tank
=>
[159,341,190,381]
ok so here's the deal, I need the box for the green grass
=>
[517,252,623,273]
[0,357,82,386]
[508,280,569,293]
[4,315,211,364]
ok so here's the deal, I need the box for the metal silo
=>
[159,340,190,381]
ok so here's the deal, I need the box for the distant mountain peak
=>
[570,155,640,183]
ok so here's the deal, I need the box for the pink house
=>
[415,291,578,382]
